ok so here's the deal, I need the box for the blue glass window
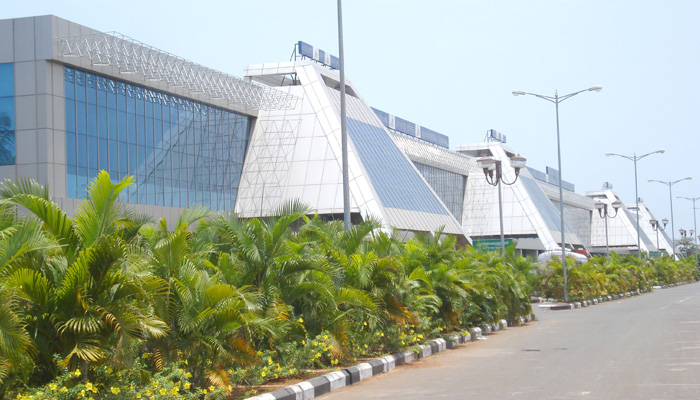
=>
[64,66,250,211]
[347,119,447,215]
[415,163,466,222]
[0,63,15,166]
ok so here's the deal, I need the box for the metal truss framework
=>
[57,32,299,112]
[238,119,300,217]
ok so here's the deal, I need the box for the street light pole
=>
[595,200,621,259]
[650,218,668,257]
[477,154,527,256]
[649,177,692,259]
[605,149,665,258]
[337,0,350,232]
[513,85,602,302]
[677,196,700,264]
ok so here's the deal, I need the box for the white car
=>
[537,251,588,266]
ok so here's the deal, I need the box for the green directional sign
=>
[473,238,513,251]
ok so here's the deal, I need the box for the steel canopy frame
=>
[57,32,299,112]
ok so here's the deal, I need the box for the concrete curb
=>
[245,316,530,400]
[541,281,697,311]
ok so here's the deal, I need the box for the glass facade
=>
[64,67,250,211]
[415,162,466,222]
[347,118,448,215]
[0,63,15,165]
[562,203,592,247]
[522,176,573,234]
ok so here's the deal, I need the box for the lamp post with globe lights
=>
[595,200,621,259]
[476,154,527,256]
[677,196,700,264]
[512,85,602,302]
[650,218,669,258]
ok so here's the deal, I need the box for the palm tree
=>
[139,207,262,386]
[0,172,168,379]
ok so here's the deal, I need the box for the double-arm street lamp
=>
[595,200,621,259]
[649,218,668,257]
[649,177,692,259]
[477,154,527,256]
[605,150,665,258]
[513,85,602,302]
[679,228,694,259]
[677,196,700,264]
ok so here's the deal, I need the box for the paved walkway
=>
[321,283,700,400]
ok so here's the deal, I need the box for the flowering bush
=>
[12,362,228,400]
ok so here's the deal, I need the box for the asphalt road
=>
[322,283,700,400]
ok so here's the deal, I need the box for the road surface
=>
[322,283,700,399]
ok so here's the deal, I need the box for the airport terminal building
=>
[0,15,672,256]
[0,15,466,242]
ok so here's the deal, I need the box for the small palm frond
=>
[73,171,136,247]
[175,206,211,231]
[0,186,79,259]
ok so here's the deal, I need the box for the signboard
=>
[297,41,339,70]
[473,238,514,251]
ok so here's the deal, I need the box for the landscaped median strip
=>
[539,281,697,311]
[245,316,533,400]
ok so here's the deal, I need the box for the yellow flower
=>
[110,387,120,395]
[106,368,113,374]
[185,372,192,378]
[152,381,159,388]
[170,387,179,395]
[267,357,273,365]
[261,371,266,377]
[209,386,215,391]
[363,321,367,326]
[323,334,328,339]
[159,388,166,395]
[227,369,233,374]
[301,340,305,345]
[135,395,142,399]
[202,389,208,394]
[297,317,303,323]
[184,359,188,365]
[227,385,232,391]
[184,382,191,390]
[60,388,67,393]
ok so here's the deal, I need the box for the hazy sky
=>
[5,1,700,236]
